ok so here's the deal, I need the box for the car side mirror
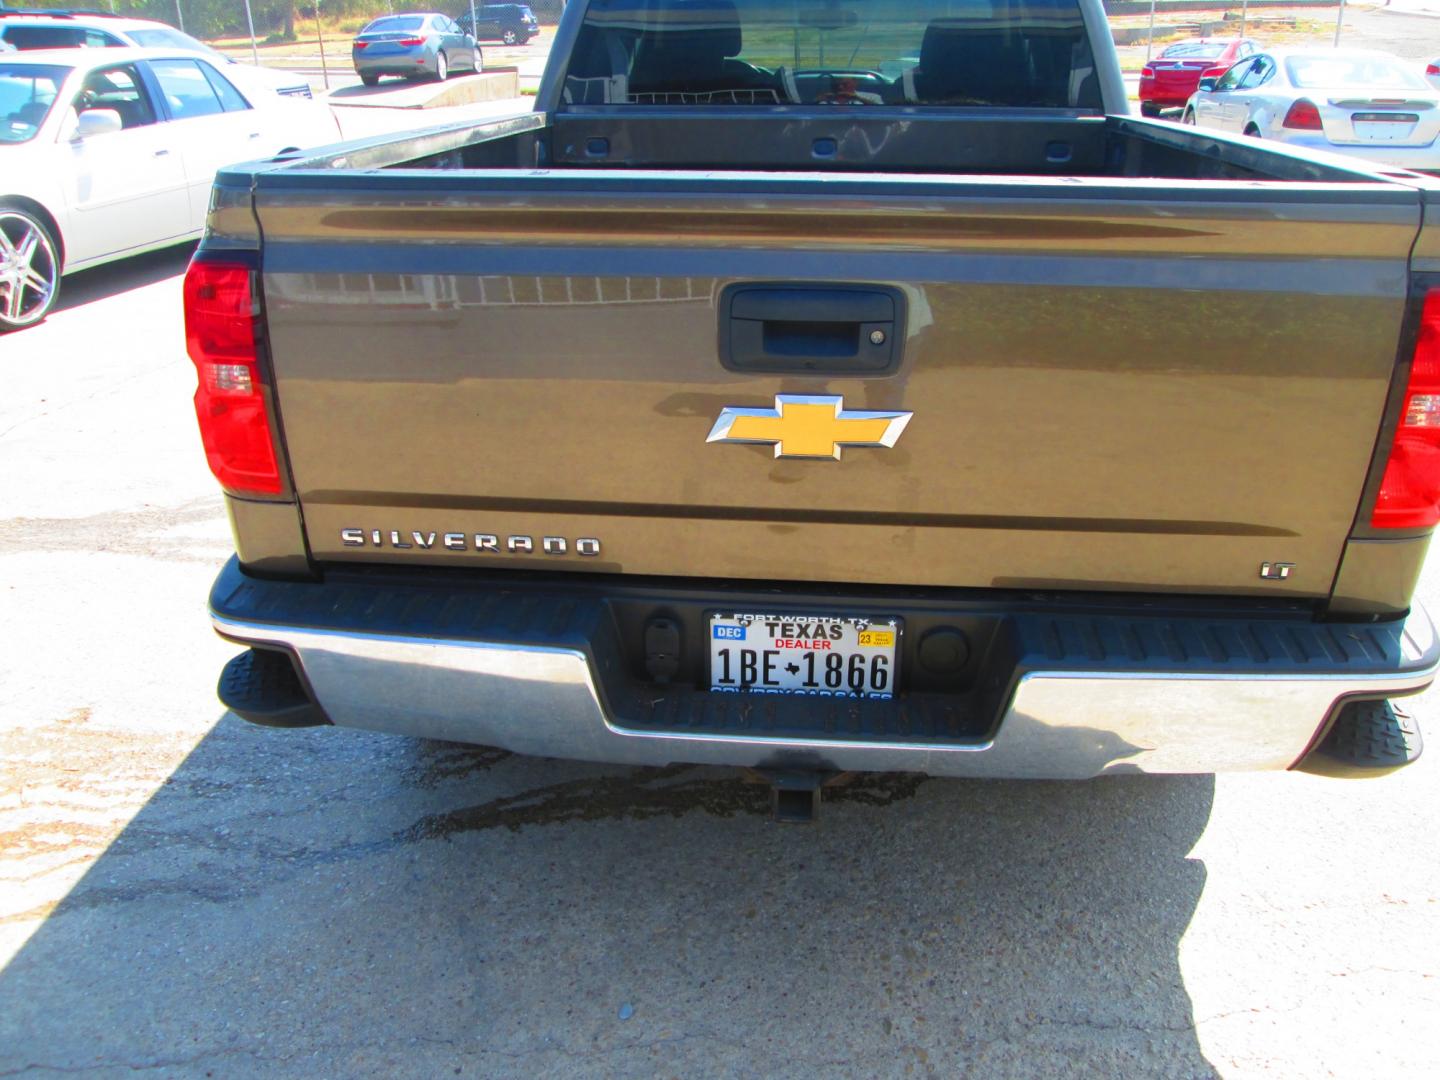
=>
[1198,78,1218,93]
[73,108,122,139]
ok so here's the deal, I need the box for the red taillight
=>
[398,36,424,46]
[354,41,368,49]
[1282,99,1323,130]
[183,260,282,496]
[1372,291,1440,529]
[1428,62,1440,76]
[1141,66,1154,78]
[1202,65,1228,79]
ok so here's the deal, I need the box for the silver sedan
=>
[352,12,481,86]
[1183,48,1440,173]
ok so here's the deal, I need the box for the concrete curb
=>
[323,70,519,109]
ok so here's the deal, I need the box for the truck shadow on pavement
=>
[0,715,1219,1076]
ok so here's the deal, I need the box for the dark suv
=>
[457,4,537,45]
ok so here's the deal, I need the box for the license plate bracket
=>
[1354,117,1418,142]
[708,612,901,699]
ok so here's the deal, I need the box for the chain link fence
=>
[2,0,566,41]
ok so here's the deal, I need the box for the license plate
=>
[1355,116,1418,141]
[708,613,900,699]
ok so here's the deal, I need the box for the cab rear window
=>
[562,0,1102,109]
[1160,42,1226,60]
[363,16,427,32]
[1,25,122,49]
[1285,54,1428,91]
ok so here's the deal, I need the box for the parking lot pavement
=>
[2,252,1440,1078]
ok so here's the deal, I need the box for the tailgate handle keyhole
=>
[720,284,905,375]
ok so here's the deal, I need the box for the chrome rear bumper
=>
[212,591,1438,780]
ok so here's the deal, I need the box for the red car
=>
[1139,38,1258,117]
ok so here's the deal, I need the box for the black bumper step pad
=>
[219,647,329,729]
[1299,700,1424,777]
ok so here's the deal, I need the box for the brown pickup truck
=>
[189,0,1440,816]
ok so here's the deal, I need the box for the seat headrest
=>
[916,19,1033,104]
[642,0,743,61]
[919,20,1008,71]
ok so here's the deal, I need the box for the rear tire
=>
[435,52,448,81]
[1139,101,1161,118]
[359,72,379,87]
[502,28,518,45]
[0,203,61,334]
[1182,108,1195,125]
[1244,124,1261,138]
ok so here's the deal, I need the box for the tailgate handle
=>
[720,284,905,375]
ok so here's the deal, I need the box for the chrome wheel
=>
[502,28,518,45]
[0,209,59,333]
[435,52,448,81]
[473,49,484,74]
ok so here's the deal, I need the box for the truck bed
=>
[270,109,1434,183]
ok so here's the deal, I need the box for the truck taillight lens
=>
[1372,291,1440,529]
[183,260,282,496]
[1283,99,1323,130]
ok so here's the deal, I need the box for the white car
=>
[0,47,341,332]
[0,11,314,100]
[1182,48,1440,172]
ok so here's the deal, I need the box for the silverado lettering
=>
[339,528,601,556]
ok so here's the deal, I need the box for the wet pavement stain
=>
[398,766,931,840]
[823,771,930,808]
[405,742,513,788]
[398,765,766,839]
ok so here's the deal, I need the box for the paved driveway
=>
[1,249,1438,1077]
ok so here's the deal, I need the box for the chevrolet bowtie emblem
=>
[706,395,913,460]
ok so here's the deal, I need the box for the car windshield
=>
[1160,41,1227,60]
[1285,54,1428,90]
[362,16,427,32]
[127,27,225,59]
[564,0,1103,108]
[0,62,67,144]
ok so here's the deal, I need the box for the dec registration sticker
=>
[708,613,900,699]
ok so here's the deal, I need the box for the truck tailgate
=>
[255,171,1420,597]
